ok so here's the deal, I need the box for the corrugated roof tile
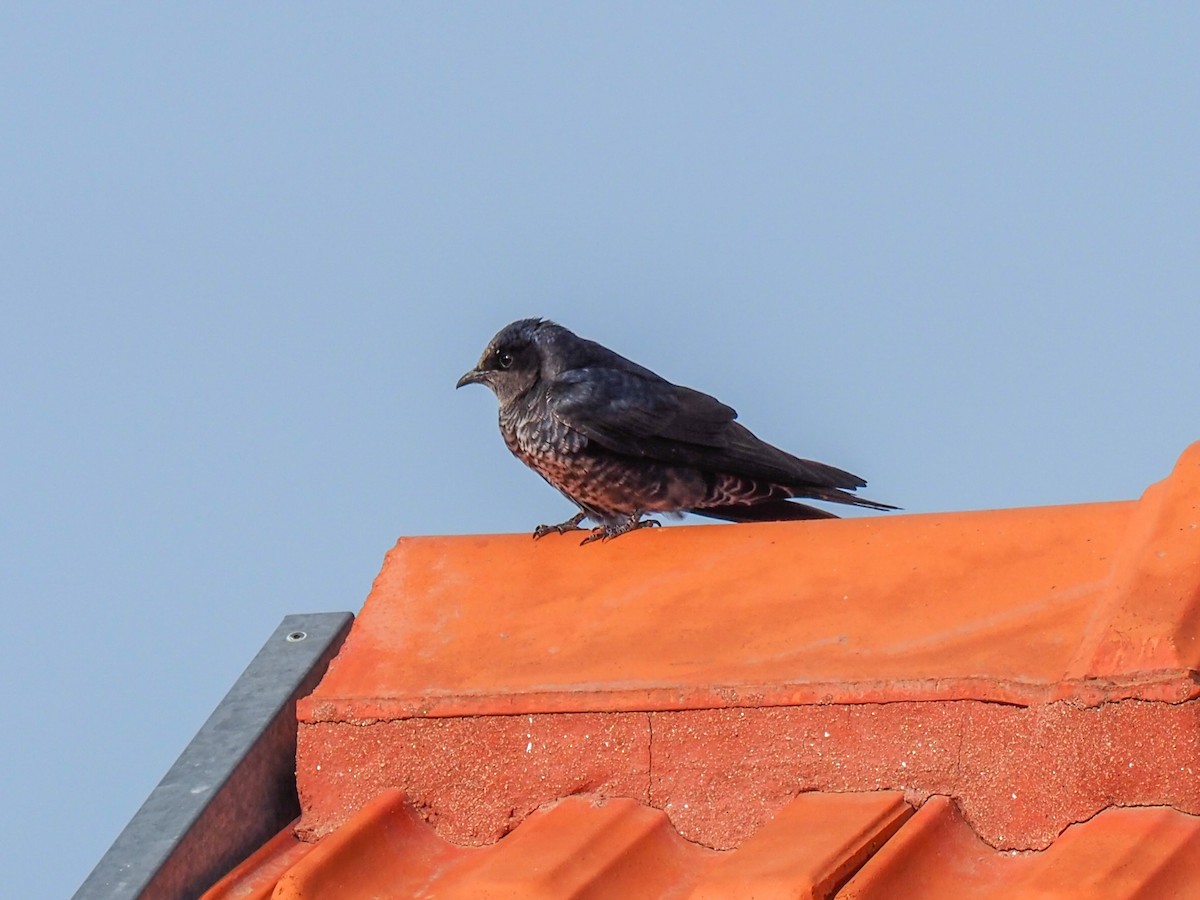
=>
[840,796,1200,899]
[205,791,1200,899]
[205,790,912,899]
[200,821,311,900]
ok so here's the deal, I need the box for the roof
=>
[91,442,1200,897]
[73,614,353,900]
[292,441,1200,854]
[205,791,1200,899]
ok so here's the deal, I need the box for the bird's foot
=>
[579,512,661,545]
[532,512,588,540]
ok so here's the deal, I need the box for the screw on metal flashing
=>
[286,631,308,642]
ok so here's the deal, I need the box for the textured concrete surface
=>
[296,699,1200,851]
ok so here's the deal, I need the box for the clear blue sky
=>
[3,5,1198,895]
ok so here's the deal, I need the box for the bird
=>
[456,318,896,544]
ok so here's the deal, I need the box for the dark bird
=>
[457,318,896,544]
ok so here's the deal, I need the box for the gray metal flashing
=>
[74,612,354,900]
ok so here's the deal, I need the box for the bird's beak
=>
[456,368,484,389]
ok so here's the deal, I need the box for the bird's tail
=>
[692,500,840,523]
[693,488,899,524]
[799,486,900,512]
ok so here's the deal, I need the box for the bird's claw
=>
[578,513,661,545]
[532,512,587,539]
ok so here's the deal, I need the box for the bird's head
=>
[456,318,549,405]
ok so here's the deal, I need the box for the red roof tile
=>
[202,441,1200,896]
[205,790,912,899]
[201,822,311,900]
[203,791,1200,899]
[840,796,1200,899]
[295,442,1200,851]
[303,441,1200,718]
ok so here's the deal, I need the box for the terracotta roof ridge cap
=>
[1064,440,1200,680]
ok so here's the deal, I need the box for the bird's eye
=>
[496,350,514,369]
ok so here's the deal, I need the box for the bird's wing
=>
[549,367,735,449]
[548,367,867,490]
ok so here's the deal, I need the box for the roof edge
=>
[74,612,353,900]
